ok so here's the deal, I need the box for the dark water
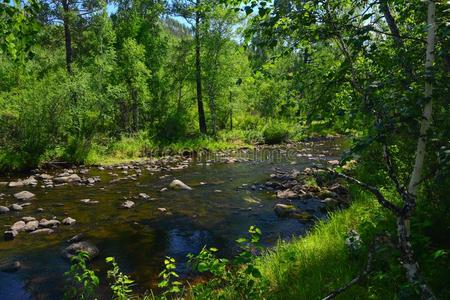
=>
[0,139,343,299]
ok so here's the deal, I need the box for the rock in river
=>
[0,206,10,213]
[121,200,135,209]
[30,228,54,235]
[39,219,61,228]
[4,230,18,241]
[169,179,192,190]
[62,241,99,260]
[53,174,81,184]
[62,217,76,225]
[8,181,24,188]
[11,221,26,232]
[0,261,21,273]
[13,191,35,201]
[23,220,39,232]
[274,204,297,217]
[276,189,298,199]
[10,204,23,211]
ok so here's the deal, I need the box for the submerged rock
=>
[169,179,192,190]
[62,241,99,260]
[274,204,297,217]
[4,230,18,241]
[13,191,35,201]
[67,233,84,244]
[0,261,21,273]
[80,199,99,204]
[321,198,339,211]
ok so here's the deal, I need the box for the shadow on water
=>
[0,138,344,299]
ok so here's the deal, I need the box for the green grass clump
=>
[262,121,292,144]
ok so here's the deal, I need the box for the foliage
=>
[188,226,267,299]
[262,121,291,144]
[106,257,135,300]
[157,257,183,299]
[64,251,99,300]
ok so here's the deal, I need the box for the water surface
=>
[0,139,343,299]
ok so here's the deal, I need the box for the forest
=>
[0,0,449,299]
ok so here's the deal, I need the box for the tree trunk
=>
[379,0,404,48]
[408,0,436,197]
[209,95,217,136]
[195,1,207,134]
[400,2,436,299]
[229,90,233,130]
[132,89,139,132]
[62,0,73,74]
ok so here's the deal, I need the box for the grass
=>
[81,131,252,166]
[190,183,450,300]
[210,191,392,300]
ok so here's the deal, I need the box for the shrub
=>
[262,121,291,144]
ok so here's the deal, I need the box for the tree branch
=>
[316,167,402,215]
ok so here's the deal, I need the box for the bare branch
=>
[316,167,402,215]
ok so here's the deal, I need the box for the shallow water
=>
[0,139,343,299]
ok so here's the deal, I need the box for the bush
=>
[262,121,291,144]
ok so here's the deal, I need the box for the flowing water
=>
[0,138,343,299]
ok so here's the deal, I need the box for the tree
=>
[171,0,209,134]
[236,0,447,298]
[117,38,151,132]
[39,0,106,73]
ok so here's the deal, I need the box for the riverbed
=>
[0,138,343,299]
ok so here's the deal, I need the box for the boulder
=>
[120,200,135,209]
[13,191,35,201]
[67,233,84,244]
[53,174,81,184]
[62,217,76,225]
[22,176,38,186]
[39,219,61,228]
[29,228,54,235]
[321,198,339,211]
[62,241,99,260]
[11,221,26,232]
[169,179,192,190]
[22,216,36,222]
[4,230,18,241]
[0,206,10,214]
[318,189,338,199]
[274,204,297,217]
[0,261,21,273]
[290,211,313,222]
[10,204,23,211]
[157,207,167,212]
[276,189,298,199]
[37,173,53,180]
[139,193,150,199]
[8,181,24,188]
[23,220,39,232]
